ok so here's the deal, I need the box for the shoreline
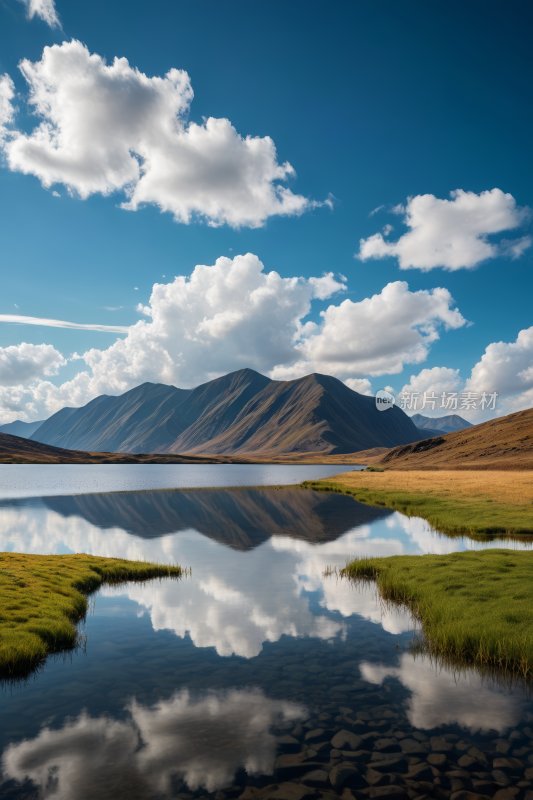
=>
[340,549,533,679]
[0,553,183,679]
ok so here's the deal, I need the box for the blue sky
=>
[0,0,532,423]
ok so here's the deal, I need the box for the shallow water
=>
[1,466,533,800]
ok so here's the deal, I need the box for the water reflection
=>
[360,652,529,733]
[2,688,305,798]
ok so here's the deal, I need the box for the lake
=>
[1,465,532,800]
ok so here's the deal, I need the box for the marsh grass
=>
[0,552,183,679]
[302,474,533,537]
[340,549,533,678]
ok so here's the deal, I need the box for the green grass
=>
[0,552,183,678]
[341,549,533,678]
[302,479,533,538]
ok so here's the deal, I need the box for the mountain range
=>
[29,369,424,455]
[411,413,472,434]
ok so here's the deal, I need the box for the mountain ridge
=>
[30,368,426,455]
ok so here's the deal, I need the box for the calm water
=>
[1,466,532,800]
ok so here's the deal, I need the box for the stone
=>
[365,785,408,798]
[471,781,494,793]
[428,754,447,767]
[491,770,511,786]
[301,770,330,788]
[332,731,363,751]
[407,764,435,782]
[369,758,409,774]
[277,736,301,753]
[331,749,342,758]
[411,733,428,743]
[467,748,488,764]
[495,741,512,755]
[492,790,519,800]
[449,793,492,800]
[458,757,482,771]
[306,729,326,742]
[446,770,471,781]
[400,741,430,756]
[252,783,319,800]
[526,768,533,780]
[329,764,361,789]
[346,750,373,763]
[509,732,522,741]
[493,757,523,771]
[430,737,454,753]
[366,769,392,787]
[375,740,401,754]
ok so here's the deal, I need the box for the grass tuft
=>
[0,552,183,679]
[340,549,533,678]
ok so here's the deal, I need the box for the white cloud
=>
[344,377,372,395]
[0,256,468,424]
[0,75,15,137]
[466,326,533,414]
[357,189,531,271]
[360,653,527,734]
[0,314,129,333]
[272,281,467,380]
[18,0,60,27]
[0,343,65,386]
[0,40,319,229]
[2,688,305,798]
[399,366,462,416]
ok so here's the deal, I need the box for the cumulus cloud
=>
[357,189,531,271]
[18,0,60,28]
[0,343,65,386]
[2,689,305,798]
[0,255,469,424]
[465,326,533,414]
[0,40,318,228]
[0,314,129,333]
[272,281,467,380]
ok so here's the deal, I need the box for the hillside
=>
[31,369,423,455]
[0,433,251,464]
[411,412,473,433]
[0,419,45,438]
[374,407,533,470]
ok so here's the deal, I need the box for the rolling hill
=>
[374,407,533,470]
[30,369,424,455]
[0,433,253,464]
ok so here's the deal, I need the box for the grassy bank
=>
[0,552,183,678]
[303,470,533,536]
[340,549,533,677]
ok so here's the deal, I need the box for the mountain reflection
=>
[42,486,392,549]
[1,688,305,799]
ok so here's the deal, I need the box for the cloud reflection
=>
[2,688,306,798]
[360,653,528,734]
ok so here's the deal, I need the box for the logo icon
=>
[375,389,395,412]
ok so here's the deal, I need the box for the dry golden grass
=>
[328,468,533,506]
[305,469,533,536]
